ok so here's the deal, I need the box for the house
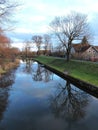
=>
[72,43,98,61]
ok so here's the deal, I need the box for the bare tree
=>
[43,34,51,55]
[50,11,91,61]
[0,0,17,21]
[22,41,31,58]
[81,36,89,45]
[32,35,42,55]
[0,0,18,31]
[55,43,65,57]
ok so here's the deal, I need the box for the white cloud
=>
[11,42,23,50]
[14,28,33,33]
[19,0,46,11]
[32,2,46,11]
[35,25,50,33]
[29,16,46,22]
[9,0,98,47]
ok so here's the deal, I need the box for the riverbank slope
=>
[0,59,20,77]
[34,56,98,87]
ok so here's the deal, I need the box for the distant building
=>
[72,43,98,61]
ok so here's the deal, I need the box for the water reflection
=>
[0,60,98,130]
[0,70,15,87]
[0,69,16,122]
[49,80,89,122]
[32,63,53,82]
[22,60,53,82]
[23,60,33,74]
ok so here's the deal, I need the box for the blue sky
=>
[8,0,98,48]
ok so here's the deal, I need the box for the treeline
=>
[21,34,52,58]
[0,0,20,75]
[0,30,20,75]
[21,11,92,62]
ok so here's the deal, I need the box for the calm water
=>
[0,60,98,130]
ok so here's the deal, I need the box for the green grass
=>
[0,59,20,75]
[35,56,98,86]
[0,68,6,74]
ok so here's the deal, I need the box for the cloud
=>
[7,31,32,43]
[19,0,46,11]
[31,25,50,33]
[63,0,98,13]
[29,16,46,22]
[8,0,98,47]
[11,42,24,50]
[15,28,33,33]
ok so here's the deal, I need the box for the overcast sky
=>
[8,0,98,48]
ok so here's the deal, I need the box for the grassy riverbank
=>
[0,59,20,76]
[35,56,98,86]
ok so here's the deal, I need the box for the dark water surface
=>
[0,60,98,130]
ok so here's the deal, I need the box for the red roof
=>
[94,46,98,50]
[72,43,90,52]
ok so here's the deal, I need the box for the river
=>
[0,60,98,130]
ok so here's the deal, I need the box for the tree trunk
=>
[66,49,70,62]
[66,40,72,62]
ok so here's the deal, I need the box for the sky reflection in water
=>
[0,60,98,130]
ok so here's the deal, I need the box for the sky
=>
[7,0,98,49]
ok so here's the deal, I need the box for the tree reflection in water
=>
[49,80,89,122]
[0,69,16,121]
[22,60,53,82]
[0,70,15,87]
[32,63,52,82]
[23,59,33,74]
[32,64,43,81]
